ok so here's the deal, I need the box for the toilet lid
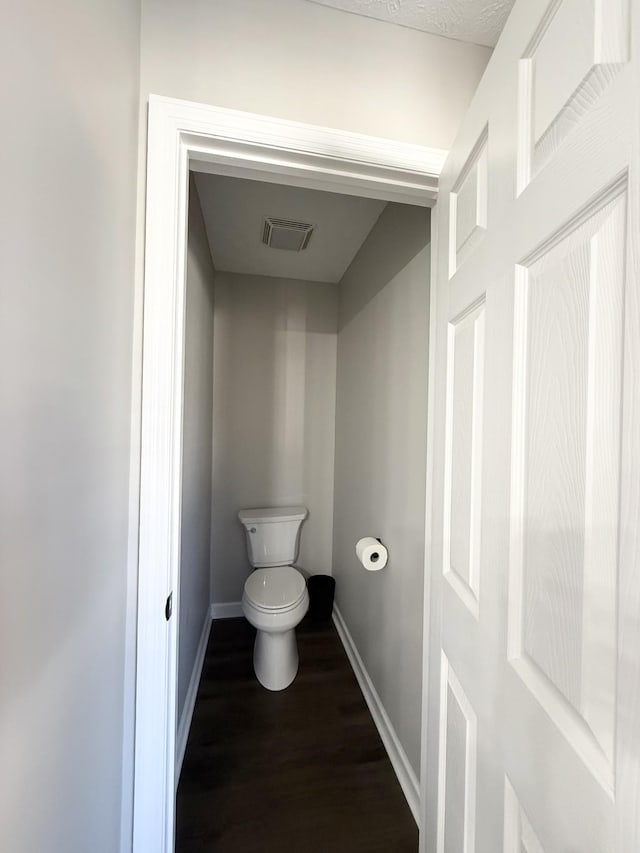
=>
[244,566,306,611]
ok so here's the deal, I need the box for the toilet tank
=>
[238,506,307,568]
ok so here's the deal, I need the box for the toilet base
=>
[253,628,299,691]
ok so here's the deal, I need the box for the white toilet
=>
[239,505,309,691]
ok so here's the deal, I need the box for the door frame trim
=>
[133,93,446,852]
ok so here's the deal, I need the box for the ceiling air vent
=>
[262,217,314,251]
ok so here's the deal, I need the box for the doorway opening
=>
[133,95,445,852]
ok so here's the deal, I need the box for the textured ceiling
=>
[305,0,515,47]
[194,173,387,284]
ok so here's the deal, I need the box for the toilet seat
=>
[243,565,306,613]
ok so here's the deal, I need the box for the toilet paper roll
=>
[355,537,388,571]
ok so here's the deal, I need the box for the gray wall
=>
[212,273,338,603]
[0,3,140,852]
[140,0,490,148]
[333,204,431,775]
[177,178,215,723]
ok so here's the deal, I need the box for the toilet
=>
[239,506,309,691]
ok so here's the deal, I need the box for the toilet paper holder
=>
[355,536,388,571]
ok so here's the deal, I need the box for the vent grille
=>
[262,217,314,251]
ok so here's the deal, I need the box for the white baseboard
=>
[210,601,243,619]
[332,605,420,824]
[175,612,212,788]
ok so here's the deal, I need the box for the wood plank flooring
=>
[176,616,418,852]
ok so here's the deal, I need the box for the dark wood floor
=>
[176,616,418,852]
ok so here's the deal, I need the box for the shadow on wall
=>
[332,202,432,779]
[339,204,433,329]
[211,273,339,604]
[178,176,215,723]
[2,5,140,851]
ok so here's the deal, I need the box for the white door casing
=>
[135,95,445,853]
[422,1,640,852]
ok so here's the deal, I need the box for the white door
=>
[423,0,640,851]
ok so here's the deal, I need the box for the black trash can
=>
[307,575,336,622]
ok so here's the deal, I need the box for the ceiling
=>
[194,173,387,284]
[305,0,515,48]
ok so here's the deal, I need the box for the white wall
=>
[177,178,215,722]
[140,0,490,149]
[333,204,431,775]
[0,3,140,852]
[212,273,338,603]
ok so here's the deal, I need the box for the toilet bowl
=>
[239,506,309,691]
[242,565,309,691]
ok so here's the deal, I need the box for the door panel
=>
[422,1,640,852]
[518,0,630,192]
[450,129,489,277]
[443,296,486,619]
[437,655,478,853]
[509,183,626,792]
